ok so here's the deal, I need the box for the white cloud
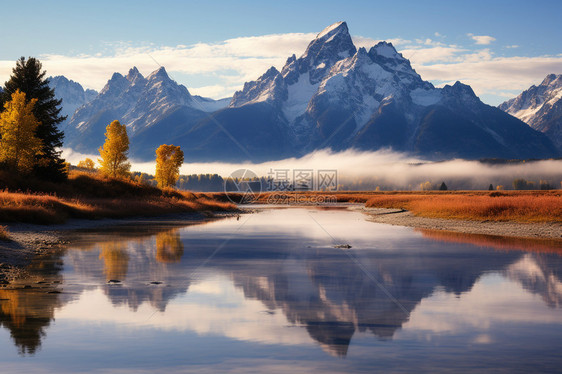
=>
[1,31,559,105]
[351,35,378,49]
[63,148,562,189]
[190,84,240,100]
[414,54,562,99]
[400,45,467,64]
[467,33,496,45]
[0,33,319,97]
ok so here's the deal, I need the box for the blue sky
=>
[1,0,561,105]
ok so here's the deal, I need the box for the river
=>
[1,207,561,373]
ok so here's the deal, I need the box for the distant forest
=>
[129,172,226,191]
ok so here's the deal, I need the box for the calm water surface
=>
[1,207,562,373]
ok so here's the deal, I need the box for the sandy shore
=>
[0,211,237,284]
[360,207,562,239]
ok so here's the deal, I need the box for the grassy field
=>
[363,191,561,222]
[0,170,235,225]
[232,190,562,223]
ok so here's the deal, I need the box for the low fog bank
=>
[63,148,562,190]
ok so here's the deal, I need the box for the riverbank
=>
[0,170,239,284]
[244,190,562,223]
[361,207,562,240]
[0,171,236,225]
[0,210,240,284]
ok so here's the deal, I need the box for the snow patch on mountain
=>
[48,76,98,122]
[192,96,230,112]
[410,88,442,106]
[283,73,319,122]
[500,74,562,150]
[372,43,399,59]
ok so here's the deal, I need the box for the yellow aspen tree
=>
[77,158,95,170]
[99,241,129,281]
[155,229,184,263]
[98,120,130,178]
[155,144,184,188]
[0,90,43,173]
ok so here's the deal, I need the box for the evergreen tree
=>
[98,120,130,178]
[0,90,43,173]
[155,144,184,188]
[488,184,494,191]
[0,57,67,180]
[439,181,448,191]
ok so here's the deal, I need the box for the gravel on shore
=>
[360,207,562,239]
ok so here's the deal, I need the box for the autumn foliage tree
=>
[0,90,43,173]
[99,241,129,281]
[155,229,184,263]
[0,57,67,180]
[77,158,95,170]
[155,144,184,188]
[98,120,130,178]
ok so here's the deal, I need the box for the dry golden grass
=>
[365,191,562,223]
[0,225,10,241]
[0,171,236,225]
[225,190,562,223]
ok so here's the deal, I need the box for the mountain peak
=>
[369,42,403,60]
[499,74,562,151]
[316,21,348,39]
[125,66,145,84]
[48,75,98,124]
[441,81,479,104]
[100,72,129,95]
[48,75,70,84]
[541,73,562,88]
[109,72,125,81]
[148,66,170,81]
[301,21,356,66]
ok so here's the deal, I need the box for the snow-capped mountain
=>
[65,22,559,161]
[499,74,562,150]
[64,67,230,157]
[177,21,557,161]
[48,76,97,123]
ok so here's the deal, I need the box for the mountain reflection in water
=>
[0,208,561,365]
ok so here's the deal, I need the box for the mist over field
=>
[63,148,562,190]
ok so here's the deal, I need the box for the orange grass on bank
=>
[364,191,561,223]
[0,171,235,225]
[236,190,561,223]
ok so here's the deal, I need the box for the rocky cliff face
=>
[500,74,562,150]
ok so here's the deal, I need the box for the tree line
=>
[77,119,184,188]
